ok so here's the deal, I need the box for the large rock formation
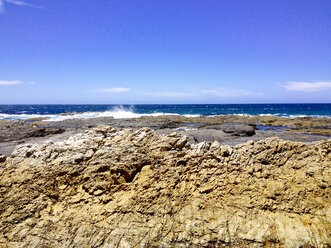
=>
[0,126,330,247]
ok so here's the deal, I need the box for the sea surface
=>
[0,104,330,121]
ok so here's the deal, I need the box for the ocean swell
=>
[0,104,330,121]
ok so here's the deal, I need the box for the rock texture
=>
[0,120,64,142]
[180,124,256,143]
[0,126,330,247]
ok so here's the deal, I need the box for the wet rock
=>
[0,154,6,163]
[185,129,228,143]
[199,123,256,136]
[220,124,255,136]
[182,124,255,143]
[159,121,183,129]
[0,120,64,142]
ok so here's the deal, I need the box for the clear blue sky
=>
[0,0,330,104]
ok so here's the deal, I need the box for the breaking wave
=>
[0,104,330,121]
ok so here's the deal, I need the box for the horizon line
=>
[0,102,330,105]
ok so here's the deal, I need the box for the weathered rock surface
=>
[0,154,6,163]
[184,129,230,143]
[198,124,256,136]
[0,126,330,247]
[163,124,256,144]
[0,120,65,142]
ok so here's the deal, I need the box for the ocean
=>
[0,104,330,121]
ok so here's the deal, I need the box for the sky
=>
[0,0,330,104]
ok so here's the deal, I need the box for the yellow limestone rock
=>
[0,126,330,247]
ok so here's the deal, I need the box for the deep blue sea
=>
[0,104,330,121]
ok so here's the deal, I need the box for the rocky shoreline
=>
[0,116,330,247]
[0,115,330,156]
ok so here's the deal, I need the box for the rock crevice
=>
[0,126,330,247]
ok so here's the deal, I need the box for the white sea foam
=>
[232,113,253,117]
[45,110,181,122]
[207,113,255,117]
[0,113,54,120]
[0,107,181,121]
[288,114,315,118]
[0,107,330,121]
[183,114,201,117]
[259,113,331,118]
[173,127,198,131]
[0,111,177,121]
